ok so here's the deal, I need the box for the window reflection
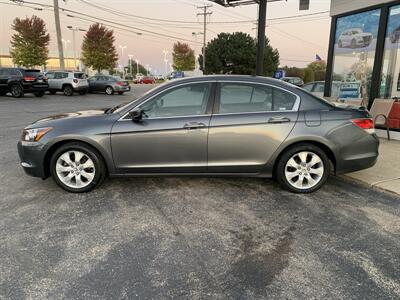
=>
[332,9,381,100]
[380,5,400,99]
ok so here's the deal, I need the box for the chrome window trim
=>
[118,81,216,121]
[118,79,301,121]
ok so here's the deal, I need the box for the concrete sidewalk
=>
[345,139,400,195]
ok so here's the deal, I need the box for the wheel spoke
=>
[285,170,299,180]
[308,153,322,168]
[81,159,94,169]
[81,170,94,181]
[287,158,299,169]
[310,166,324,176]
[75,174,83,188]
[60,153,73,165]
[298,152,308,164]
[294,174,305,188]
[74,151,84,164]
[56,165,72,173]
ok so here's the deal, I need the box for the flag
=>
[316,54,322,61]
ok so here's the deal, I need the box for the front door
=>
[111,82,214,173]
[208,82,299,173]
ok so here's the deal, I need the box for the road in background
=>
[0,87,399,299]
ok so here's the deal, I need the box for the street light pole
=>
[135,59,139,76]
[67,26,86,70]
[119,45,127,78]
[128,54,133,76]
[162,50,168,76]
[61,39,70,68]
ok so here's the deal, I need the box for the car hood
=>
[33,109,107,125]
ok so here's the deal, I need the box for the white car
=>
[338,28,373,49]
[45,71,89,96]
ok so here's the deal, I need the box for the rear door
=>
[208,81,299,173]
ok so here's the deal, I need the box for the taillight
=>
[23,76,36,82]
[73,79,78,83]
[116,81,124,86]
[351,118,375,134]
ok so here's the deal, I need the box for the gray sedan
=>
[88,75,131,95]
[17,75,379,193]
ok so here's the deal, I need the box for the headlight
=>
[22,127,52,142]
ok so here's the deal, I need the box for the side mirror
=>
[128,109,143,122]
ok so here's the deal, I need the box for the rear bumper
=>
[22,83,49,93]
[114,85,131,92]
[335,134,379,175]
[17,141,46,178]
[72,85,89,92]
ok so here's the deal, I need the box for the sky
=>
[0,0,332,74]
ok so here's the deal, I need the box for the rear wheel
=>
[276,143,330,193]
[50,143,106,193]
[105,86,114,95]
[63,85,74,96]
[10,84,24,98]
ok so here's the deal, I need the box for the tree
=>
[172,42,195,71]
[307,60,326,81]
[10,16,50,68]
[81,23,118,73]
[199,32,279,76]
[303,68,315,83]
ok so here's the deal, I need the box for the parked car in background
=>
[390,26,400,43]
[337,28,373,48]
[155,75,165,80]
[302,81,342,99]
[45,71,89,96]
[0,68,48,98]
[125,74,134,81]
[281,77,304,87]
[88,75,131,95]
[138,76,156,84]
[168,71,185,80]
[18,75,379,194]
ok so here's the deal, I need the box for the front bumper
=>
[17,141,46,178]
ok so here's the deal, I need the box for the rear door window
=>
[218,83,297,114]
[74,73,86,79]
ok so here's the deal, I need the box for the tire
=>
[105,86,114,95]
[117,91,124,95]
[34,91,45,97]
[276,143,330,193]
[50,142,106,193]
[63,85,74,96]
[10,84,24,98]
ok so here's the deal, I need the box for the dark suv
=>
[0,68,48,98]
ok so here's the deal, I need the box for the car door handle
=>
[183,122,207,129]
[268,117,291,124]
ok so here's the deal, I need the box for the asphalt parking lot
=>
[1,86,400,299]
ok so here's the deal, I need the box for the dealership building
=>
[325,0,400,108]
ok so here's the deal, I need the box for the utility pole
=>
[255,0,267,76]
[128,54,133,75]
[162,50,168,76]
[197,5,212,73]
[53,0,65,70]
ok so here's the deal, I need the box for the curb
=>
[341,175,400,198]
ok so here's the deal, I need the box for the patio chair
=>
[369,98,395,140]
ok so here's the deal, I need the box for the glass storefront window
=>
[332,9,381,100]
[380,5,400,99]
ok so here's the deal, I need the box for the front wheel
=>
[276,143,330,193]
[50,143,106,193]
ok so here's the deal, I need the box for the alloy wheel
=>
[55,150,95,189]
[11,85,22,97]
[105,87,113,95]
[284,151,324,190]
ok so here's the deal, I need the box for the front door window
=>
[139,83,211,118]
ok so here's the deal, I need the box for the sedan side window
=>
[302,83,314,92]
[219,83,273,114]
[139,83,211,118]
[219,83,297,113]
